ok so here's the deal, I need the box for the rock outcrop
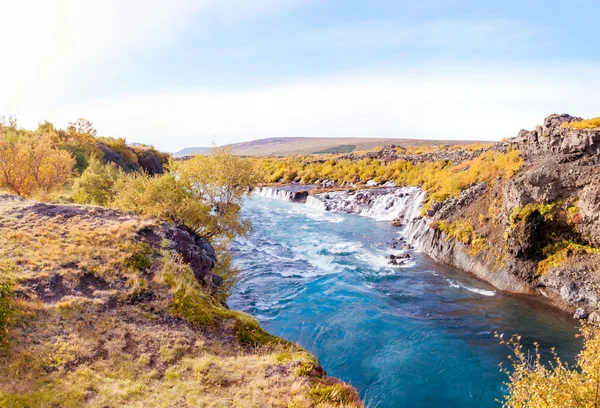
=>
[407,114,600,316]
[97,142,167,175]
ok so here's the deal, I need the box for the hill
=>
[173,146,210,157]
[0,196,361,408]
[176,137,489,157]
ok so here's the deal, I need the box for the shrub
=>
[501,325,600,407]
[510,202,556,226]
[537,241,600,275]
[561,117,600,130]
[437,218,488,256]
[71,159,121,205]
[0,132,76,197]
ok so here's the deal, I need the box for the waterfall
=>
[255,185,427,227]
[253,186,312,203]
[253,187,294,201]
[360,189,426,221]
[305,195,327,211]
[307,187,426,223]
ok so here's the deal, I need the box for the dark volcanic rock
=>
[405,114,600,316]
[97,142,139,172]
[137,150,165,175]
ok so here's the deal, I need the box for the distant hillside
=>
[177,137,489,157]
[173,146,210,157]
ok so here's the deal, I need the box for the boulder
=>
[588,311,600,324]
[573,307,589,320]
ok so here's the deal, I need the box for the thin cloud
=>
[0,0,306,112]
[23,63,600,151]
[300,19,538,51]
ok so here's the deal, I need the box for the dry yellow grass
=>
[0,197,362,408]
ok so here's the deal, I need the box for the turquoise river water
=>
[229,196,580,407]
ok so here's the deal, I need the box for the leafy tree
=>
[501,325,600,407]
[112,147,254,241]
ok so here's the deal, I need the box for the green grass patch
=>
[313,145,356,154]
[309,383,353,404]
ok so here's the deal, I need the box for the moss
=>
[231,311,280,347]
[125,244,152,270]
[169,286,220,327]
[294,355,321,377]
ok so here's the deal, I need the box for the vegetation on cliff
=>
[0,117,168,199]
[560,116,600,130]
[252,149,522,213]
[0,118,362,407]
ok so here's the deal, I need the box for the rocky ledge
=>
[407,114,600,319]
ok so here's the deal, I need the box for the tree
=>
[0,131,75,197]
[112,147,255,241]
[111,148,255,300]
[500,324,600,407]
[174,147,255,216]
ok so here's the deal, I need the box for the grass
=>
[0,197,362,408]
[314,145,356,154]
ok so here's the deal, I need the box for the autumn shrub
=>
[250,149,523,211]
[510,202,556,226]
[561,117,600,130]
[501,325,600,407]
[537,241,600,275]
[71,159,121,205]
[0,131,75,197]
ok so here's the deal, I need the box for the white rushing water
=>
[305,187,426,223]
[253,186,314,202]
[253,187,296,201]
[305,195,327,211]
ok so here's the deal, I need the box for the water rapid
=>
[230,195,580,407]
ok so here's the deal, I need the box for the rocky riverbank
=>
[408,114,600,320]
[257,114,600,321]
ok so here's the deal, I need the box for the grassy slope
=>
[0,197,361,408]
[175,137,489,157]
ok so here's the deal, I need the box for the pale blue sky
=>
[2,0,599,151]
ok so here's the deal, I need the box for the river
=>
[229,195,580,407]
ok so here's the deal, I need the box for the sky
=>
[1,0,599,152]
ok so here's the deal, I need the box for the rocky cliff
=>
[409,114,600,319]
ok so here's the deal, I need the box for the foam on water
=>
[447,279,496,297]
